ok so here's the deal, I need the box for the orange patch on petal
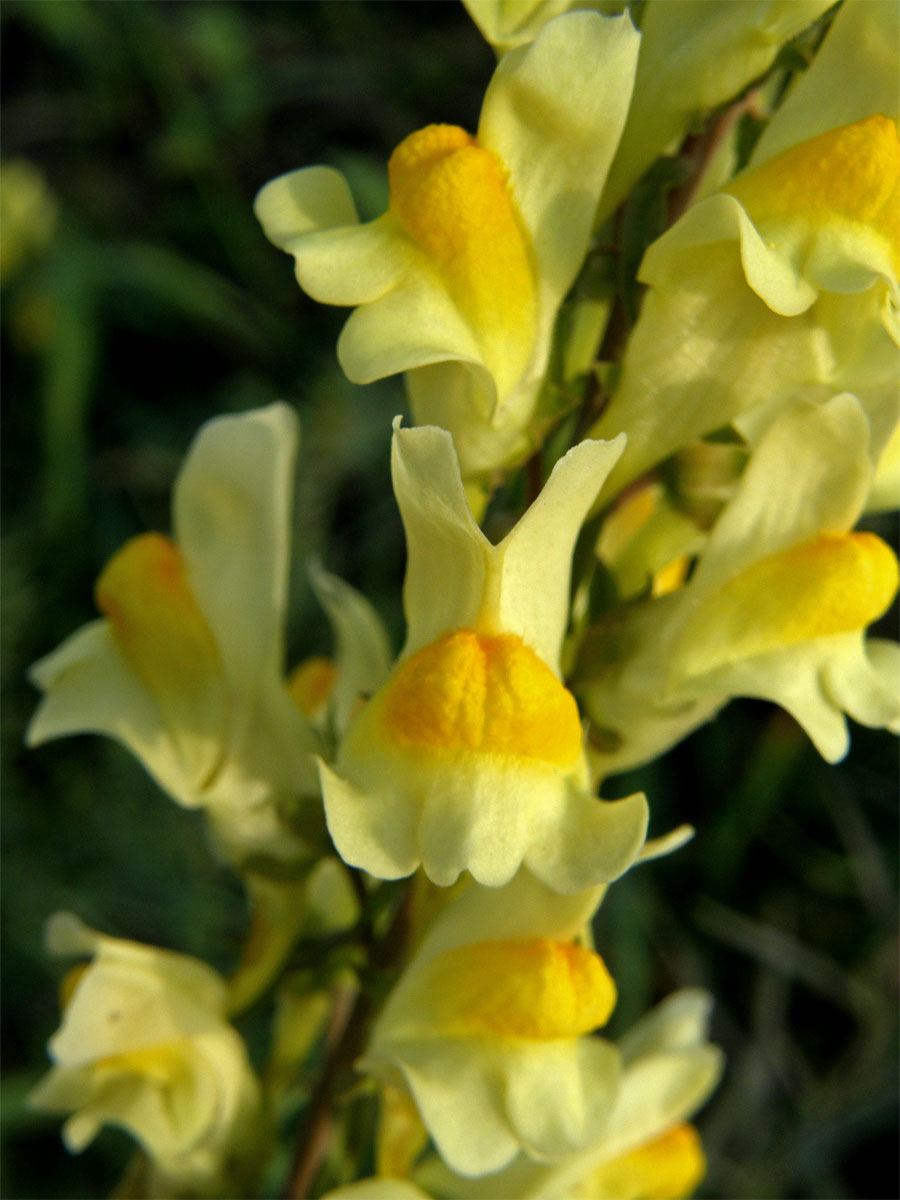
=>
[388,123,536,390]
[728,115,900,272]
[377,629,582,766]
[427,938,616,1040]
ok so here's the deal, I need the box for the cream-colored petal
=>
[98,1070,211,1159]
[686,395,872,603]
[867,419,900,513]
[60,1102,103,1153]
[726,115,900,308]
[308,562,394,735]
[699,194,819,315]
[173,403,307,758]
[29,405,319,831]
[618,990,716,1063]
[26,621,203,807]
[293,216,411,307]
[334,708,583,886]
[599,0,834,221]
[524,786,649,895]
[732,291,900,459]
[408,868,604,968]
[318,758,421,881]
[405,360,531,481]
[254,165,360,247]
[366,1032,621,1180]
[504,1037,620,1161]
[637,825,695,864]
[171,403,321,792]
[416,767,540,889]
[49,973,217,1069]
[480,11,640,309]
[821,636,900,736]
[680,638,853,762]
[598,1046,725,1161]
[496,435,625,668]
[337,262,486,386]
[750,0,900,169]
[391,422,489,656]
[395,423,626,666]
[590,243,833,505]
[45,912,228,1015]
[463,0,609,54]
[593,95,899,501]
[389,1038,521,1176]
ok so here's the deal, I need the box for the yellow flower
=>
[255,12,640,482]
[591,0,900,508]
[582,395,899,774]
[362,871,621,1177]
[320,421,648,893]
[30,913,260,1195]
[26,405,323,868]
[414,987,721,1198]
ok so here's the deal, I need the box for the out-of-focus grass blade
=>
[96,241,290,353]
[39,240,96,551]
[693,897,876,1013]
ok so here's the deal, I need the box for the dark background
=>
[2,3,897,1197]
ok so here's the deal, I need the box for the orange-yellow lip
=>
[425,937,616,1040]
[376,629,583,767]
[389,123,536,388]
[727,114,900,274]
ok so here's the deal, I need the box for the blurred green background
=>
[2,3,897,1198]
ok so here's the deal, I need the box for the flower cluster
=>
[27,2,897,1198]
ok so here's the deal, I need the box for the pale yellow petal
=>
[94,533,227,791]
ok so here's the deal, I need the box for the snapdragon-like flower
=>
[361,870,621,1177]
[327,987,721,1198]
[591,0,900,507]
[26,404,322,868]
[319,421,648,893]
[417,988,722,1199]
[255,12,640,483]
[581,394,900,774]
[30,913,261,1194]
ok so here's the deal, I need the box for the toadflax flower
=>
[255,11,640,485]
[26,404,323,869]
[417,987,723,1199]
[327,988,721,1198]
[590,0,900,509]
[30,912,261,1195]
[360,870,622,1177]
[319,420,648,893]
[580,394,900,776]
